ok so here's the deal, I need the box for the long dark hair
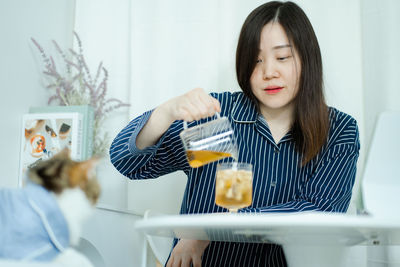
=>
[236,1,329,165]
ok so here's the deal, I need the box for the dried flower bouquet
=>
[31,32,130,156]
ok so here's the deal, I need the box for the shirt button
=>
[274,149,279,154]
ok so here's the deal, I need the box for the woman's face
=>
[250,22,301,117]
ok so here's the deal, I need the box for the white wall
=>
[0,0,75,188]
[361,1,400,265]
[361,0,400,149]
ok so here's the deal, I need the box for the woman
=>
[110,1,360,266]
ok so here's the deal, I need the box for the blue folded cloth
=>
[0,182,69,261]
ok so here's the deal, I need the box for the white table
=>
[135,212,400,266]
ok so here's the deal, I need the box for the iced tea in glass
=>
[215,162,253,212]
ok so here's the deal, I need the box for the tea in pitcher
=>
[180,114,238,168]
[186,150,233,168]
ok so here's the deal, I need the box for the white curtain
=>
[75,0,365,215]
[127,0,265,214]
[128,0,265,118]
[129,0,366,215]
[74,0,132,210]
[73,0,400,265]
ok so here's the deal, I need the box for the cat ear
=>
[54,147,71,158]
[78,157,101,177]
[68,157,100,187]
[82,157,100,168]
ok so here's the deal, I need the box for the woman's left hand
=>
[166,239,210,267]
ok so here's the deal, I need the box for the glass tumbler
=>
[215,162,253,212]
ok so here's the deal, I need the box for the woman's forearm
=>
[136,88,220,150]
[136,102,175,149]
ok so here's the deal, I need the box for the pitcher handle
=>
[183,112,220,129]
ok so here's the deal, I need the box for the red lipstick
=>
[264,86,283,94]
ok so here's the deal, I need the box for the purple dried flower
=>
[31,37,51,67]
[31,38,45,54]
[47,95,58,105]
[52,40,71,74]
[65,59,81,71]
[49,56,57,72]
[94,62,103,85]
[96,82,106,104]
[52,40,63,55]
[68,48,79,57]
[55,87,62,103]
[46,83,57,89]
[73,31,83,55]
[80,55,93,85]
[104,102,130,115]
[71,73,80,83]
[31,32,130,156]
[84,81,96,105]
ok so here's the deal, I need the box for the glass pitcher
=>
[180,113,238,168]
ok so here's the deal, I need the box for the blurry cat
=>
[0,149,100,266]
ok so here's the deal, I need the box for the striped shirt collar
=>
[231,92,258,123]
[231,92,294,143]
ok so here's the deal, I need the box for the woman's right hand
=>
[136,88,220,150]
[166,239,210,267]
[160,88,221,123]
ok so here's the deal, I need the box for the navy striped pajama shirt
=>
[110,91,360,266]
